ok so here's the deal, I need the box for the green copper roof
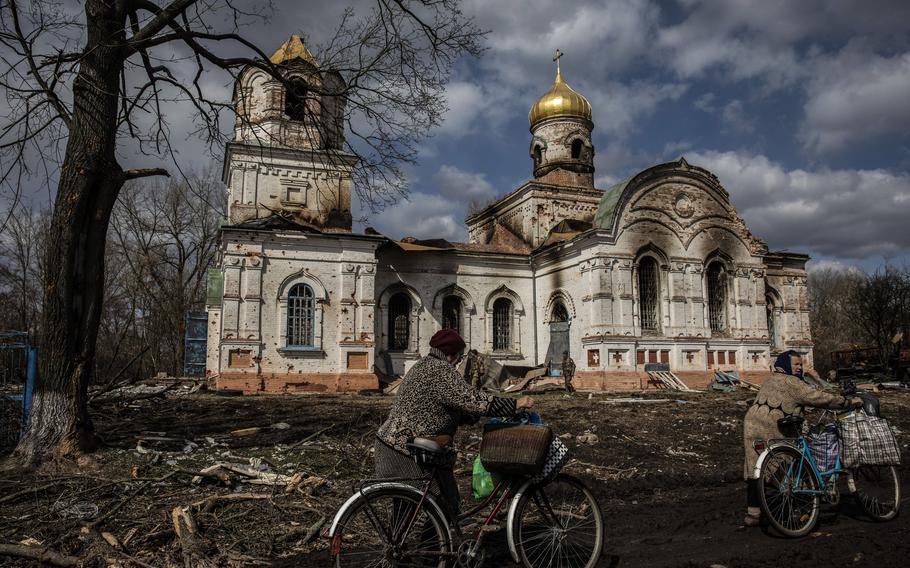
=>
[592,157,687,231]
[592,175,632,230]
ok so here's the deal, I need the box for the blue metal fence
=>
[0,331,36,448]
[183,312,208,376]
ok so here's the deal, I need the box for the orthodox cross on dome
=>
[553,48,563,79]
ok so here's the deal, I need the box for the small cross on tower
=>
[553,49,563,77]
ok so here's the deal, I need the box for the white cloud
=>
[432,165,496,201]
[800,43,910,154]
[365,192,467,242]
[686,150,910,259]
[437,82,486,138]
[585,80,688,137]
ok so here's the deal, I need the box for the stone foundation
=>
[217,372,378,394]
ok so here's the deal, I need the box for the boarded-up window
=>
[493,298,512,351]
[647,351,657,363]
[388,293,410,350]
[660,350,670,363]
[636,350,646,365]
[707,351,715,365]
[287,283,315,347]
[718,351,726,365]
[347,352,368,370]
[229,350,251,368]
[707,262,727,333]
[729,351,737,364]
[442,295,461,334]
[638,257,660,332]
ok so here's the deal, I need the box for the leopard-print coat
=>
[742,371,848,479]
[377,348,516,455]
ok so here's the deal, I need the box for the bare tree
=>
[108,174,223,376]
[0,203,46,332]
[845,265,910,365]
[0,0,483,466]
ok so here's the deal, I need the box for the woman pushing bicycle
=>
[375,329,534,524]
[742,350,862,527]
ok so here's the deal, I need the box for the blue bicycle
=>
[755,411,901,537]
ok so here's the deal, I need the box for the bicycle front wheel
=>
[758,446,820,537]
[332,486,451,568]
[850,465,901,521]
[511,473,604,568]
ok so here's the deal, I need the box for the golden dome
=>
[270,35,317,66]
[528,54,592,127]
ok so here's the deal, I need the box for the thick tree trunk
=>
[11,1,126,467]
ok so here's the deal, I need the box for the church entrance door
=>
[546,321,570,373]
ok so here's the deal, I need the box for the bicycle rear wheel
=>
[332,486,450,568]
[758,446,820,537]
[511,474,604,568]
[849,465,901,521]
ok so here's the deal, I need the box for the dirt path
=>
[1,388,908,567]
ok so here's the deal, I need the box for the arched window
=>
[388,293,411,350]
[638,257,660,333]
[707,262,727,333]
[287,284,315,347]
[533,145,542,165]
[442,295,462,334]
[285,78,309,121]
[571,139,582,159]
[551,302,569,322]
[493,298,512,351]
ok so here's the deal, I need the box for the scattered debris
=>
[645,363,696,391]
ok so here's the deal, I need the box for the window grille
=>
[388,293,411,350]
[707,263,727,333]
[442,296,461,333]
[287,284,315,347]
[638,257,659,332]
[551,302,569,322]
[493,298,512,351]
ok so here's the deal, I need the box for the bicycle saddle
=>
[777,415,804,430]
[408,437,443,454]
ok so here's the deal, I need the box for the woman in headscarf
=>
[741,350,860,526]
[375,329,533,523]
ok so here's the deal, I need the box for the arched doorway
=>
[547,301,571,374]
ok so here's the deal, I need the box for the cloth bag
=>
[807,424,839,472]
[839,411,901,468]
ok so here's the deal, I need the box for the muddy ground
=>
[1,386,909,567]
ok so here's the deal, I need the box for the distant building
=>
[206,37,812,392]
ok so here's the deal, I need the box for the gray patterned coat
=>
[377,349,516,455]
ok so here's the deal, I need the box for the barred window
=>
[493,298,512,351]
[388,293,411,350]
[551,302,569,322]
[707,263,727,333]
[442,295,461,334]
[287,284,315,347]
[638,257,660,333]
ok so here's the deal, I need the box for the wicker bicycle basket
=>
[480,423,553,476]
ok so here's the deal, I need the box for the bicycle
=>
[754,408,901,538]
[327,436,604,567]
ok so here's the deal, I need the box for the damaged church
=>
[205,37,812,393]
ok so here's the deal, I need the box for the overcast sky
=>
[14,0,910,271]
[358,0,910,270]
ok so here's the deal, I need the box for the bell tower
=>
[223,36,355,231]
[528,50,594,188]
